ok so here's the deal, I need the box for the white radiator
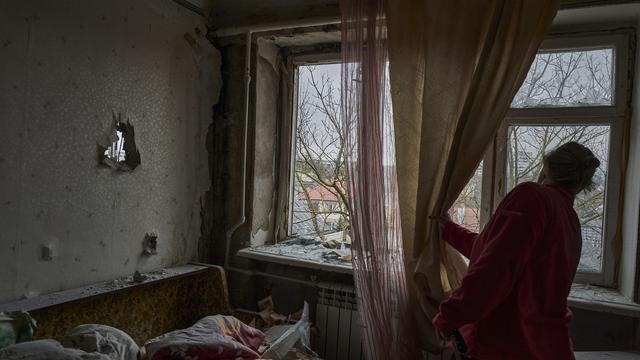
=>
[316,283,363,360]
[315,283,454,360]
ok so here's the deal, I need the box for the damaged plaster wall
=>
[619,13,640,301]
[251,39,281,247]
[0,0,221,303]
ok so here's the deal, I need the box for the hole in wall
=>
[98,112,141,171]
[142,232,158,256]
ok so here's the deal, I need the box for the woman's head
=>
[538,142,601,194]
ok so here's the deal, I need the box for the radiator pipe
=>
[219,17,342,278]
[224,30,253,275]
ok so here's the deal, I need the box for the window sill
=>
[569,283,640,318]
[575,351,640,360]
[240,248,640,318]
[237,244,353,274]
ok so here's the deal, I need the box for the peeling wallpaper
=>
[0,0,221,303]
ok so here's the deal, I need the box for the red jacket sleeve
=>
[443,221,478,258]
[434,184,548,334]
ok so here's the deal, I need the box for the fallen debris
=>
[321,239,342,249]
[261,303,320,360]
[322,248,352,262]
[246,242,354,268]
[132,271,148,283]
[0,311,36,349]
[106,269,168,289]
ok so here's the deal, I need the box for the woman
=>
[433,142,601,360]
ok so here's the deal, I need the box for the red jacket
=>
[433,182,582,360]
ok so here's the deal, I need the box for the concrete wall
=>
[620,13,640,301]
[571,308,639,351]
[207,40,251,269]
[0,0,221,303]
[251,39,281,247]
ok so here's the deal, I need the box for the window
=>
[275,33,630,283]
[450,163,483,232]
[506,125,610,273]
[511,47,614,108]
[289,63,350,245]
[488,33,630,286]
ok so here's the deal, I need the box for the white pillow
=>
[0,339,110,360]
[62,324,139,360]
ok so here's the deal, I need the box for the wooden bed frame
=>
[0,264,232,345]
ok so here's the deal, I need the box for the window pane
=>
[290,64,349,243]
[450,162,483,233]
[512,48,614,108]
[506,125,610,273]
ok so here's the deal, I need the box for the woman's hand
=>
[430,213,453,231]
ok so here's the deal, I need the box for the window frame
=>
[281,32,632,287]
[286,54,344,240]
[485,31,631,287]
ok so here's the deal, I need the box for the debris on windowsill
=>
[321,239,342,249]
[570,283,633,304]
[280,236,320,247]
[322,249,352,262]
[238,238,354,274]
[569,283,640,317]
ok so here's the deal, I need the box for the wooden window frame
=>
[481,31,631,287]
[286,54,343,240]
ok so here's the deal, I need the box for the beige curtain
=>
[386,0,560,350]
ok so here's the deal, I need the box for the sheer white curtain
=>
[341,0,421,358]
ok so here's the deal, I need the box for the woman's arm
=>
[442,221,478,258]
[433,184,547,335]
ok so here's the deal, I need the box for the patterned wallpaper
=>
[0,0,221,303]
[30,266,231,345]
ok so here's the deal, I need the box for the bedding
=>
[0,339,110,360]
[0,311,37,349]
[62,324,140,360]
[144,315,265,360]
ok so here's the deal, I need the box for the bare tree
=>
[507,48,613,272]
[453,49,613,272]
[292,66,350,241]
[512,48,612,107]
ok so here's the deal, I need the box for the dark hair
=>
[543,142,601,194]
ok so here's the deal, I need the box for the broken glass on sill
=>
[240,232,354,272]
